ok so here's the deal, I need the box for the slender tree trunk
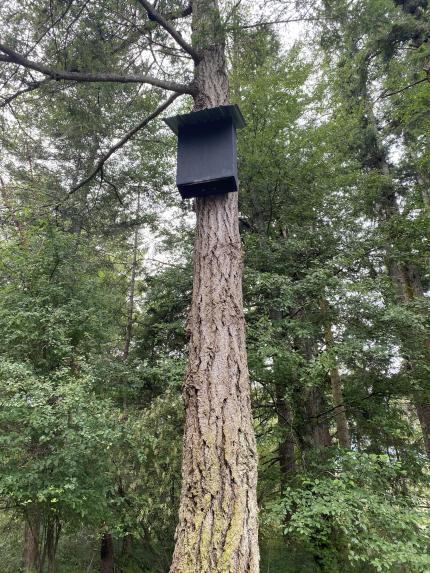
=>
[100,194,141,572]
[395,265,430,457]
[293,337,332,454]
[169,2,259,571]
[417,173,430,210]
[46,521,60,573]
[101,533,115,573]
[123,190,141,360]
[381,200,430,457]
[416,403,430,457]
[0,177,27,245]
[270,311,296,486]
[382,191,430,458]
[305,388,332,450]
[320,300,351,449]
[121,533,133,558]
[327,364,350,449]
[23,519,39,573]
[274,379,296,537]
[275,383,296,489]
[362,86,430,459]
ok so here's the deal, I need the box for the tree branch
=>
[135,0,200,62]
[69,91,181,195]
[378,77,428,99]
[0,43,195,94]
[235,17,334,30]
[164,3,192,20]
[0,78,52,108]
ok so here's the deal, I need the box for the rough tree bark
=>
[169,1,259,571]
[305,388,332,451]
[23,519,39,573]
[46,521,60,573]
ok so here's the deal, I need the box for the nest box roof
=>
[164,104,246,135]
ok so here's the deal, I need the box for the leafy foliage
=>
[1,0,430,571]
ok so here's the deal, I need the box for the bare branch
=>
[235,17,333,30]
[0,43,195,94]
[69,91,181,195]
[135,0,200,62]
[0,78,52,108]
[378,77,428,99]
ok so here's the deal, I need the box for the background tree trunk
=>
[275,383,296,489]
[305,388,332,450]
[169,1,259,571]
[46,521,59,573]
[123,190,141,361]
[320,300,351,449]
[416,403,430,457]
[100,532,114,573]
[361,83,430,459]
[23,520,38,573]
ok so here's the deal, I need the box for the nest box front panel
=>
[176,119,238,199]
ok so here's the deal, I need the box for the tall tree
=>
[169,3,259,570]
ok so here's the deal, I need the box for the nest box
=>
[164,104,246,199]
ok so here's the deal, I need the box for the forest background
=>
[0,0,430,572]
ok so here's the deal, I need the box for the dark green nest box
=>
[164,104,246,199]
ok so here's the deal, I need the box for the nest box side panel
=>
[176,119,238,199]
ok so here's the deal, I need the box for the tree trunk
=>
[46,521,60,573]
[274,382,296,491]
[327,364,350,449]
[396,265,430,457]
[320,300,351,449]
[293,336,332,454]
[363,85,430,459]
[23,520,38,573]
[122,533,133,557]
[0,177,27,245]
[305,388,332,450]
[101,532,115,573]
[170,193,259,573]
[123,190,141,361]
[169,2,259,571]
[382,191,430,458]
[417,173,430,210]
[416,403,430,457]
[381,200,430,457]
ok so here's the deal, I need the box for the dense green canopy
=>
[0,0,429,571]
